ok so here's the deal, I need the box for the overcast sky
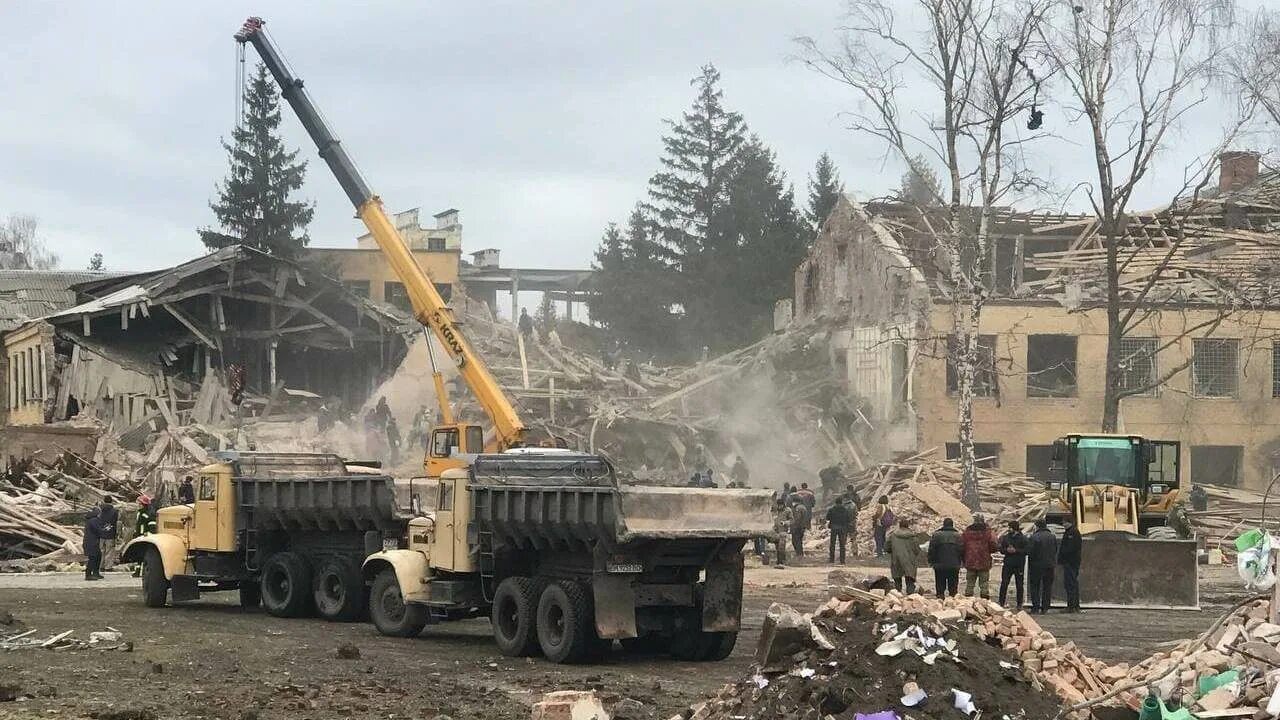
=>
[0,2,1263,276]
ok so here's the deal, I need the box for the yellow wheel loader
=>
[1043,434,1198,609]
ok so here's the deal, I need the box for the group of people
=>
[883,514,1083,613]
[761,481,861,566]
[82,491,161,581]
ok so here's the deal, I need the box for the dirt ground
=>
[0,559,1251,720]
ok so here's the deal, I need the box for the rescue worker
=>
[1189,484,1208,512]
[825,497,853,564]
[998,520,1029,609]
[83,508,104,581]
[97,496,119,572]
[731,457,750,487]
[386,415,402,465]
[770,501,792,567]
[961,514,999,599]
[1027,519,1059,614]
[927,518,963,598]
[131,495,157,578]
[887,518,923,594]
[177,476,196,504]
[789,498,811,558]
[1166,498,1193,539]
[872,496,895,557]
[518,307,534,342]
[794,483,816,511]
[1058,518,1083,613]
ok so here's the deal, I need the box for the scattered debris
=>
[335,642,361,660]
[531,690,611,720]
[1,626,130,652]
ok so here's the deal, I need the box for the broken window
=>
[384,281,412,313]
[435,282,453,303]
[428,237,447,252]
[945,335,997,397]
[1192,338,1239,398]
[1272,342,1280,398]
[1116,337,1158,397]
[1025,445,1055,482]
[1027,334,1077,398]
[945,443,1001,468]
[343,280,370,299]
[1191,445,1243,487]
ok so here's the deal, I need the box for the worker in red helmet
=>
[131,495,157,577]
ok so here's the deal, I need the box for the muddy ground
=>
[0,561,1250,720]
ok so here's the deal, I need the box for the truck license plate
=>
[606,563,643,573]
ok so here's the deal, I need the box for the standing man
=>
[872,496,895,557]
[177,476,196,504]
[1189,484,1208,512]
[518,307,534,343]
[790,499,811,559]
[1027,519,1059,614]
[927,518,964,598]
[83,508,104,582]
[795,483,816,512]
[386,415,402,465]
[961,514,999,599]
[887,518,923,594]
[770,500,792,567]
[1058,518,1083,613]
[97,497,119,573]
[998,520,1029,609]
[825,497,853,565]
[731,457,750,488]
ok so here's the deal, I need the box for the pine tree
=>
[200,62,314,258]
[805,152,843,233]
[535,292,557,333]
[896,154,943,207]
[589,210,676,351]
[644,64,747,347]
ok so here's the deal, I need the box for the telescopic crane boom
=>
[234,16,526,474]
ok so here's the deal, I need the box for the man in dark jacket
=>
[97,497,119,573]
[177,476,196,504]
[1058,519,1083,612]
[927,518,964,598]
[961,515,999,599]
[826,498,853,564]
[998,520,1029,609]
[1027,519,1060,614]
[83,508,104,581]
[790,501,811,558]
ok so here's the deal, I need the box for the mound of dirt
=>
[0,607,23,633]
[690,604,1062,720]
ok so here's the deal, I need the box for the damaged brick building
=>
[793,153,1280,490]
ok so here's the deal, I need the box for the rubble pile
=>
[0,625,130,652]
[1189,485,1277,557]
[674,600,1063,720]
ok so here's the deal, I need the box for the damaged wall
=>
[4,322,55,425]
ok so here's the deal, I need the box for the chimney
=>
[1219,151,1260,193]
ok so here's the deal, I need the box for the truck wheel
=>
[535,581,593,664]
[492,577,540,656]
[260,552,314,618]
[239,582,261,609]
[313,557,366,622]
[369,569,428,638]
[141,547,168,608]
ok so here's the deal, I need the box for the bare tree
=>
[0,214,60,270]
[1231,9,1280,128]
[1039,0,1243,432]
[797,0,1049,509]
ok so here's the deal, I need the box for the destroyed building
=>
[794,152,1280,490]
[3,245,409,434]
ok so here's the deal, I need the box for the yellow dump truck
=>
[121,450,774,663]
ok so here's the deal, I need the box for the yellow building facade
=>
[4,321,54,425]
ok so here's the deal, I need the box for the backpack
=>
[880,508,896,529]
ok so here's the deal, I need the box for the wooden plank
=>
[516,333,530,390]
[162,303,217,349]
[649,364,747,409]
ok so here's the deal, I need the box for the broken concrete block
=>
[930,608,963,623]
[1195,651,1233,672]
[1241,641,1280,666]
[1196,686,1239,713]
[532,691,611,720]
[1013,610,1042,636]
[755,603,811,666]
[1251,622,1280,640]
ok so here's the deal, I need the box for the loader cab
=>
[1048,434,1180,503]
[425,423,486,478]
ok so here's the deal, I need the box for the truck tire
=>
[535,581,594,664]
[492,577,540,656]
[260,552,314,618]
[239,582,261,609]
[142,547,168,608]
[313,557,365,622]
[369,569,428,638]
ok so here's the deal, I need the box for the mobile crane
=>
[120,17,773,664]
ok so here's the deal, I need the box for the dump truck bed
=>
[223,452,407,533]
[468,453,773,548]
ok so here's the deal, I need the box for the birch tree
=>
[1039,0,1241,432]
[797,0,1049,509]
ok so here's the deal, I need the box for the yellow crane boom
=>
[234,17,526,471]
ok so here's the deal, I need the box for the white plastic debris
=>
[751,674,769,689]
[951,689,978,716]
[88,631,122,644]
[876,639,906,657]
[901,688,928,707]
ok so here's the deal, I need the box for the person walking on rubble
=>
[386,415,402,465]
[1058,518,1083,613]
[1027,519,1059,615]
[927,518,963,598]
[518,307,534,343]
[887,518,924,593]
[961,514,999,599]
[770,500,791,567]
[872,496,894,557]
[825,497,853,564]
[83,507,104,582]
[998,520,1029,609]
[789,498,811,559]
[97,496,119,572]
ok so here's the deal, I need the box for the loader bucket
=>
[1052,533,1199,609]
[612,487,775,542]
